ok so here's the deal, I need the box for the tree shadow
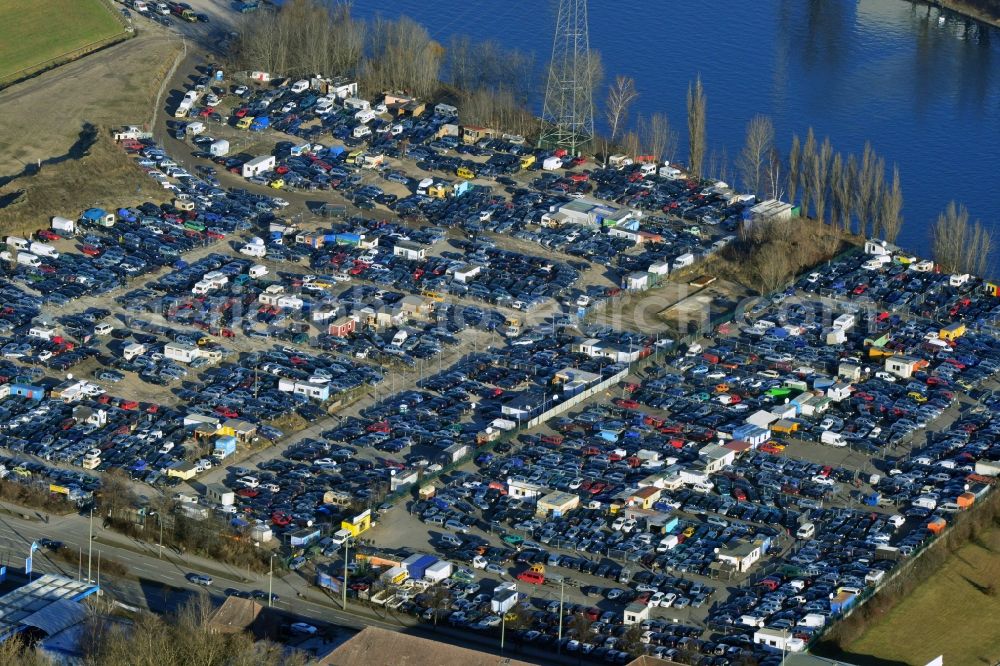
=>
[0,122,100,191]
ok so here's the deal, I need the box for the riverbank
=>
[918,0,1000,29]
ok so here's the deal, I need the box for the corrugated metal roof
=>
[0,574,98,640]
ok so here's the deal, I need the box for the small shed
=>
[242,155,276,178]
[393,240,426,261]
[536,491,580,518]
[623,603,650,625]
[209,139,230,156]
[205,483,235,507]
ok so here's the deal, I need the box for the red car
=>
[37,230,59,241]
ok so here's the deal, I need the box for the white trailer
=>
[242,155,276,178]
[672,253,695,271]
[51,216,76,234]
[542,156,562,171]
[423,560,453,583]
[123,342,146,361]
[240,243,266,258]
[249,264,269,279]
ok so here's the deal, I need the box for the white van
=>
[94,322,114,335]
[6,236,28,251]
[290,79,309,94]
[330,528,353,547]
[29,241,58,258]
[912,495,938,510]
[796,522,816,539]
[16,252,40,267]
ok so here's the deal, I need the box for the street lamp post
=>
[500,611,506,653]
[557,576,565,652]
[268,553,275,607]
[342,539,349,610]
[87,508,93,583]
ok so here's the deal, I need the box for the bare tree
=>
[686,75,707,179]
[810,137,833,222]
[328,3,365,76]
[799,128,817,217]
[829,152,851,232]
[621,131,640,159]
[880,164,904,243]
[845,153,859,233]
[426,583,451,629]
[970,221,994,277]
[787,133,801,206]
[753,243,791,293]
[766,146,783,200]
[638,112,677,164]
[99,469,136,526]
[737,114,775,197]
[856,141,878,237]
[932,201,969,273]
[363,16,442,98]
[933,202,995,276]
[605,75,639,148]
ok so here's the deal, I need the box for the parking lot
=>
[1,46,1000,663]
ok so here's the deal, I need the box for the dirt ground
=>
[655,278,754,337]
[0,25,183,232]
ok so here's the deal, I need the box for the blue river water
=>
[350,0,1000,265]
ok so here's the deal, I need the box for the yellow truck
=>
[456,166,475,179]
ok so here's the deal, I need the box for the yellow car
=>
[907,391,927,403]
[682,526,695,538]
[269,178,284,189]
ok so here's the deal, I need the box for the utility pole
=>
[500,611,506,653]
[342,539,349,610]
[557,577,565,651]
[158,516,163,559]
[87,508,93,583]
[268,553,275,606]
[539,0,595,155]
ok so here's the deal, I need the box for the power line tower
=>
[539,0,595,155]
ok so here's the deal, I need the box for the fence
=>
[0,0,133,90]
[522,369,629,429]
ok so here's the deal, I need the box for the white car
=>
[812,475,836,486]
[290,622,317,635]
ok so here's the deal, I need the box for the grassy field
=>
[842,526,1000,665]
[0,26,180,233]
[0,0,126,84]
